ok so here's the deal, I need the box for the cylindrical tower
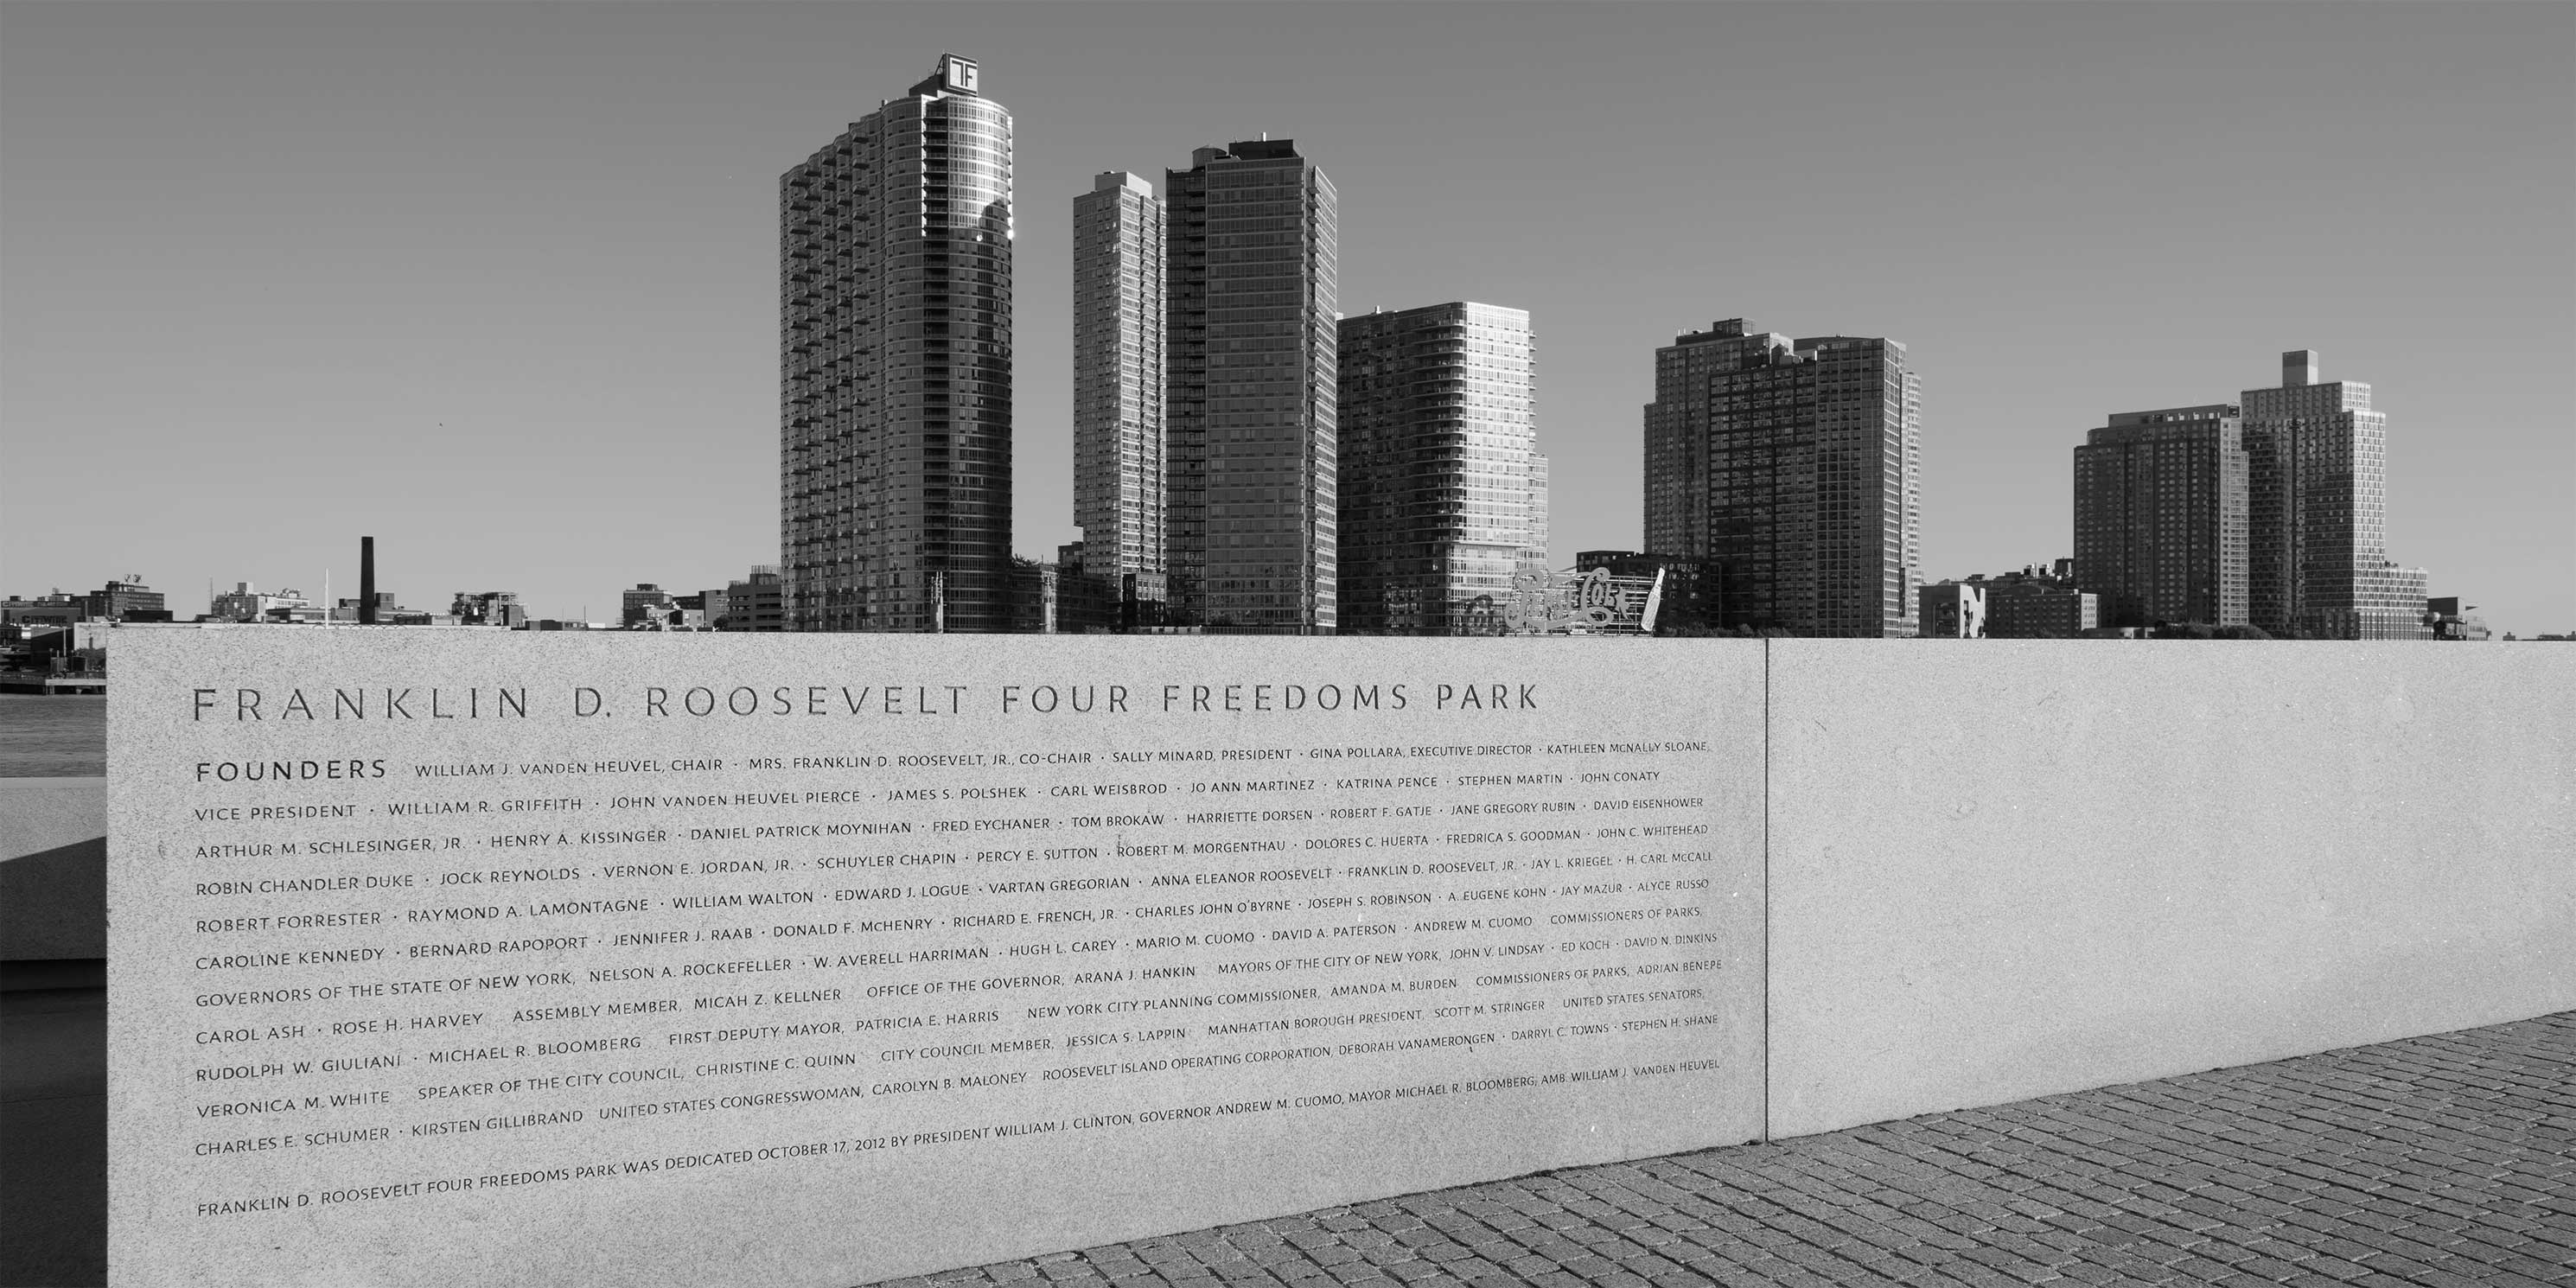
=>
[781,54,1013,632]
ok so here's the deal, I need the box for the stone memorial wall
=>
[110,632,1766,1287]
[1763,641,2576,1138]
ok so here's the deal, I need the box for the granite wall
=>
[1764,641,2576,1138]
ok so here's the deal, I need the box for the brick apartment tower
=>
[1642,320,1921,636]
[1163,140,1338,633]
[1336,302,1545,634]
[1072,172,1165,603]
[2073,405,2248,628]
[781,54,1013,632]
[2241,350,2427,639]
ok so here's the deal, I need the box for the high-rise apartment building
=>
[1336,303,1541,634]
[2241,350,2427,639]
[1164,139,1338,633]
[2072,404,2248,627]
[1642,320,1921,636]
[1072,172,1165,605]
[781,54,1013,632]
[1524,451,1552,583]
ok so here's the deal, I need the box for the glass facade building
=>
[1164,139,1338,634]
[2073,405,2248,627]
[2241,351,2428,640]
[781,55,1014,632]
[1642,319,1921,637]
[1336,303,1541,634]
[1072,172,1164,596]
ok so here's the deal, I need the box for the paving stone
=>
[2050,1263,2129,1286]
[863,1013,2574,1288]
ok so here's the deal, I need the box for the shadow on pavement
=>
[2,972,105,1288]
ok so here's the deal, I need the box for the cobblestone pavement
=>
[876,1012,2574,1288]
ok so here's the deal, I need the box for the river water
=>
[0,694,106,776]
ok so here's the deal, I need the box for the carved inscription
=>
[114,634,1763,1288]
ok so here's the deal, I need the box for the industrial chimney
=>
[359,536,378,625]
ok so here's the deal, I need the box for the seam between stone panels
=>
[1762,636,1774,1146]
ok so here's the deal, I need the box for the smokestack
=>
[360,536,378,625]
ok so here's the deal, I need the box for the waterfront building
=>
[675,589,728,630]
[2427,596,2492,641]
[1006,558,1057,634]
[781,54,1014,632]
[621,583,677,628]
[2241,350,2428,640]
[1164,138,1338,633]
[1049,543,1167,634]
[332,593,437,626]
[1968,567,2098,638]
[1642,320,1921,636]
[1336,303,1540,634]
[2073,404,2248,628]
[449,591,526,628]
[79,579,167,623]
[0,593,85,632]
[210,583,325,624]
[1919,582,1987,639]
[724,566,789,632]
[1072,172,1165,619]
[1571,551,1727,635]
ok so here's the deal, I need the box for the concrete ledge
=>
[2,778,106,960]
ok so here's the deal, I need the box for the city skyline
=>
[3,3,2569,634]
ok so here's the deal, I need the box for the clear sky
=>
[4,2,2568,634]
